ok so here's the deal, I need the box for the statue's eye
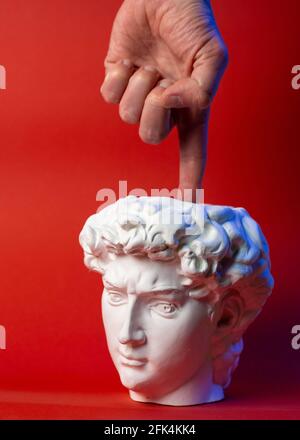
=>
[107,292,126,305]
[151,302,177,317]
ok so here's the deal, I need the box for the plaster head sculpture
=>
[79,196,274,406]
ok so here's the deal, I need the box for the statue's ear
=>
[213,289,244,336]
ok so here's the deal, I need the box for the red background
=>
[0,0,299,419]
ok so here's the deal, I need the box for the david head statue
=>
[79,196,274,406]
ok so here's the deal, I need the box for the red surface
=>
[0,389,300,420]
[0,0,299,419]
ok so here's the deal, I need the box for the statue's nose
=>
[118,303,146,345]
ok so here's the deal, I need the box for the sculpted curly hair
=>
[79,195,274,388]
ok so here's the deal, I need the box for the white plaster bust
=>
[79,196,274,406]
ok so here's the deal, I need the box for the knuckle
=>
[195,90,212,109]
[207,38,229,70]
[192,88,213,110]
[216,44,229,68]
[129,70,145,84]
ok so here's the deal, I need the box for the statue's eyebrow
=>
[103,280,184,297]
[140,289,186,300]
[102,279,124,291]
[146,287,183,295]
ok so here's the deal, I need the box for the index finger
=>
[176,107,210,203]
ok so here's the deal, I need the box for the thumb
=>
[160,40,228,110]
[160,77,212,110]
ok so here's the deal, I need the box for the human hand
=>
[100,0,228,197]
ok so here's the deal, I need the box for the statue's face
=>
[101,254,214,397]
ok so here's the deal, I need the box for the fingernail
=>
[159,79,173,88]
[165,95,184,108]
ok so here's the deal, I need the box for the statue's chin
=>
[120,373,147,391]
[119,370,159,394]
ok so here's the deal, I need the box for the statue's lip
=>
[118,351,147,365]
